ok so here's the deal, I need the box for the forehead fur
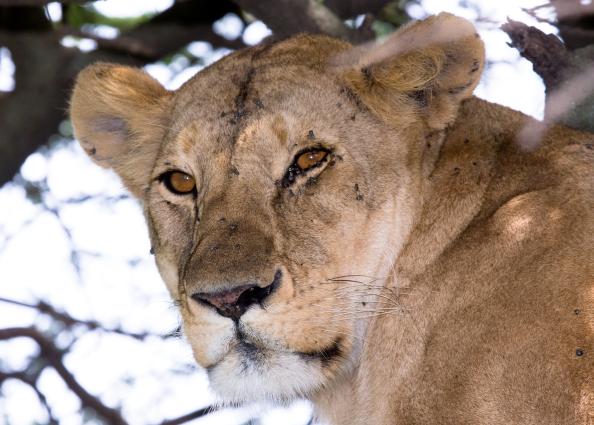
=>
[168,35,353,130]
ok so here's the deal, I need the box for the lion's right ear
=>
[335,13,484,131]
[69,63,171,198]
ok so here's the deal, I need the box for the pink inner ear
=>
[91,115,128,137]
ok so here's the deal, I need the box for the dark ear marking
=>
[408,90,429,107]
[70,63,170,198]
[95,67,108,78]
[91,116,128,135]
[336,13,484,130]
[361,66,373,86]
[254,98,265,109]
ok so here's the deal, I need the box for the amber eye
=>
[163,171,196,195]
[296,149,328,170]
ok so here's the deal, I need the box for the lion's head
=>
[70,14,484,403]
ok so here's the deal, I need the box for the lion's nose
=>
[191,270,281,320]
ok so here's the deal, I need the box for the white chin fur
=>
[208,348,326,404]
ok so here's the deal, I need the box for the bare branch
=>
[60,25,243,61]
[0,369,59,424]
[232,0,374,42]
[1,326,216,424]
[0,327,129,425]
[0,297,169,340]
[502,19,594,134]
[113,0,245,59]
[324,0,391,19]
[551,0,594,50]
[502,19,570,91]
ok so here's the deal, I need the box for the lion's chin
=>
[206,341,328,404]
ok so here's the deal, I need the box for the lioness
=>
[70,13,593,425]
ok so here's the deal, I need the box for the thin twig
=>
[158,406,216,425]
[0,370,59,424]
[0,297,163,341]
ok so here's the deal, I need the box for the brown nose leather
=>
[191,270,281,320]
[195,285,254,311]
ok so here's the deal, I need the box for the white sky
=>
[0,0,555,423]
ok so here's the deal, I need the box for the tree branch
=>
[502,18,570,92]
[1,325,216,424]
[99,0,244,60]
[232,0,374,42]
[503,19,594,134]
[0,0,244,188]
[552,0,594,50]
[0,369,59,424]
[0,327,129,425]
[60,25,244,60]
[324,0,391,19]
[0,297,166,340]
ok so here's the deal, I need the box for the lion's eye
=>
[296,150,328,170]
[281,147,331,188]
[163,171,196,195]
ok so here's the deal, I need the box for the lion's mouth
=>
[206,331,343,373]
[237,333,343,365]
[202,323,346,402]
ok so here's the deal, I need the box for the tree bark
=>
[231,0,375,42]
[551,0,594,50]
[503,19,594,133]
[0,327,129,425]
[0,0,241,187]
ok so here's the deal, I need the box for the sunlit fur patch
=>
[184,309,237,369]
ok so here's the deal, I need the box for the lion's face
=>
[70,14,484,403]
[147,58,413,402]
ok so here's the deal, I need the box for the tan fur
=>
[70,13,593,424]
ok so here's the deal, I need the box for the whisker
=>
[327,274,383,281]
[318,328,382,350]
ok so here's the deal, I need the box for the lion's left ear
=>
[338,13,485,130]
[70,63,171,198]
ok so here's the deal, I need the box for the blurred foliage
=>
[64,4,155,30]
[373,0,413,39]
[380,0,413,26]
[372,20,397,38]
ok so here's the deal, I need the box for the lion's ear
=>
[339,13,484,130]
[70,63,171,197]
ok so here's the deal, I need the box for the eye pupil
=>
[167,171,196,194]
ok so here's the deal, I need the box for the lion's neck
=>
[311,302,424,425]
[395,101,503,280]
[312,99,513,424]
